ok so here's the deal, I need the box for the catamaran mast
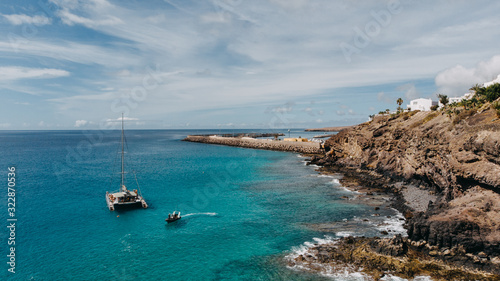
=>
[121,113,125,192]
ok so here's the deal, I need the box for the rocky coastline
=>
[304,106,500,279]
[287,235,500,280]
[182,105,500,279]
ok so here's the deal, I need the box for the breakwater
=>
[183,135,323,154]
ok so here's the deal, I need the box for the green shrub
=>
[430,105,438,111]
[474,83,500,102]
[452,109,477,125]
[400,110,418,121]
[485,83,500,102]
[423,112,438,123]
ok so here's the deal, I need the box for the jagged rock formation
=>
[288,235,500,280]
[323,110,500,192]
[311,107,500,262]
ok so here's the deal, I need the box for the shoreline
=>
[296,160,500,279]
[286,235,500,281]
[183,130,500,279]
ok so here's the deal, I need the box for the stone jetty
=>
[183,135,322,154]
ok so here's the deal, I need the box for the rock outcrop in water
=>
[288,235,500,280]
[308,105,500,277]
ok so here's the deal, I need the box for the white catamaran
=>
[106,115,148,211]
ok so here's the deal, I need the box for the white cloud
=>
[106,116,139,122]
[397,83,420,101]
[2,14,52,26]
[269,0,308,10]
[0,40,140,68]
[3,1,500,129]
[42,0,498,118]
[266,102,295,114]
[116,69,131,76]
[98,116,141,128]
[0,67,69,81]
[0,123,11,128]
[74,120,88,127]
[377,91,391,103]
[200,13,231,24]
[435,55,500,96]
[58,9,123,28]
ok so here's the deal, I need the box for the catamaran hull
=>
[112,201,143,210]
[106,192,148,211]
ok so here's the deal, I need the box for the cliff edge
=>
[311,104,500,272]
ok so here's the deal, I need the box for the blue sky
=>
[1,0,500,129]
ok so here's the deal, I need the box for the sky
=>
[1,0,500,130]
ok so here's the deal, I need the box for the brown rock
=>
[322,109,500,265]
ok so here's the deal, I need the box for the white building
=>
[447,92,474,105]
[483,74,500,88]
[407,98,438,111]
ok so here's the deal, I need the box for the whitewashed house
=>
[483,74,500,88]
[447,92,474,105]
[407,98,438,111]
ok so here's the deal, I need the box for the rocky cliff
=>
[311,106,500,268]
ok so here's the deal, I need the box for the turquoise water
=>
[0,130,397,280]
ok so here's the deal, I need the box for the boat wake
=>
[182,212,218,217]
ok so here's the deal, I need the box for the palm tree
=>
[469,97,479,108]
[396,98,403,111]
[460,99,471,110]
[469,83,482,93]
[438,94,448,108]
[470,83,485,100]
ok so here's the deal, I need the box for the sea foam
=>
[375,210,407,237]
[182,212,218,217]
[287,235,433,281]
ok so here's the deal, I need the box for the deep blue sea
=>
[0,129,404,281]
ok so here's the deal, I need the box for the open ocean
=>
[0,129,406,281]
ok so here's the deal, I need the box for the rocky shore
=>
[287,235,500,280]
[183,135,322,154]
[305,106,500,279]
[182,104,500,279]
